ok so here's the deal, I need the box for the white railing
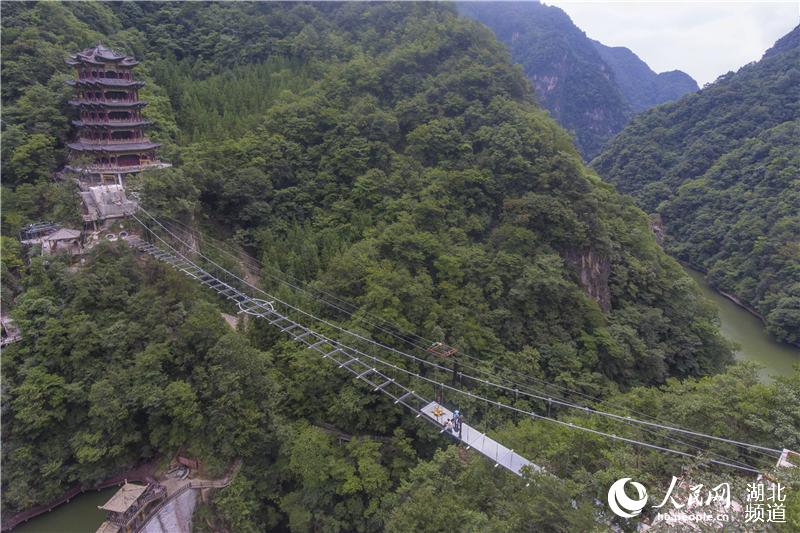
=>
[133,462,241,533]
[67,162,170,174]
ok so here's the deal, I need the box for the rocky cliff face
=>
[565,249,611,312]
[458,2,698,159]
[649,214,665,246]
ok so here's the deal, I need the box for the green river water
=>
[12,488,115,533]
[11,268,798,532]
[683,266,799,380]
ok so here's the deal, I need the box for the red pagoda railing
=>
[78,138,147,145]
[76,119,150,126]
[69,99,145,107]
[73,97,138,103]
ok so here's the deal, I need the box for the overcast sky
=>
[545,1,800,85]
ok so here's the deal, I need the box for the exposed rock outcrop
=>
[565,249,611,312]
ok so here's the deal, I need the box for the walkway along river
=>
[683,266,799,380]
[9,461,241,533]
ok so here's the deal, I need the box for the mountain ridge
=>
[591,39,699,112]
[593,24,800,345]
[458,1,698,158]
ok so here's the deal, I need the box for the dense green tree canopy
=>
[2,3,797,532]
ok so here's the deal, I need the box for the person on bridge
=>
[453,410,463,439]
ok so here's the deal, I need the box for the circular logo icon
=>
[608,478,648,518]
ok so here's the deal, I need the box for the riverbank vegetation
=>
[593,26,800,346]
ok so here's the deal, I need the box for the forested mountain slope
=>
[592,40,698,113]
[593,25,800,346]
[458,1,697,158]
[3,3,797,531]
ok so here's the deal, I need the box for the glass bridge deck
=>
[421,402,541,477]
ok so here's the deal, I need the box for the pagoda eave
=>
[67,141,161,152]
[67,44,139,65]
[66,79,145,88]
[66,58,104,66]
[72,120,153,128]
[66,58,139,67]
[68,100,148,108]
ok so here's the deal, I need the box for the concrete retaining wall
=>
[139,488,197,533]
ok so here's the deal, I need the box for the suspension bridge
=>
[126,207,794,480]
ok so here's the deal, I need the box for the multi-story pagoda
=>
[66,44,168,183]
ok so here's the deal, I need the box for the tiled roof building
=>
[66,44,168,176]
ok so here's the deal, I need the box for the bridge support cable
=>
[128,211,779,474]
[154,214,430,349]
[124,226,540,478]
[141,213,784,464]
[146,216,787,470]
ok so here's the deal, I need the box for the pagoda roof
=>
[67,79,145,88]
[68,141,161,153]
[98,483,148,513]
[66,44,139,67]
[69,100,148,108]
[44,228,82,241]
[72,119,152,128]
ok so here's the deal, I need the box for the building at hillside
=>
[96,482,166,533]
[19,223,84,256]
[1,316,22,348]
[66,44,168,183]
[41,228,83,255]
[65,44,169,226]
[79,184,137,223]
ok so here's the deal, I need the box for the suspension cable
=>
[154,220,778,470]
[133,208,784,461]
[154,215,771,447]
[130,212,772,475]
